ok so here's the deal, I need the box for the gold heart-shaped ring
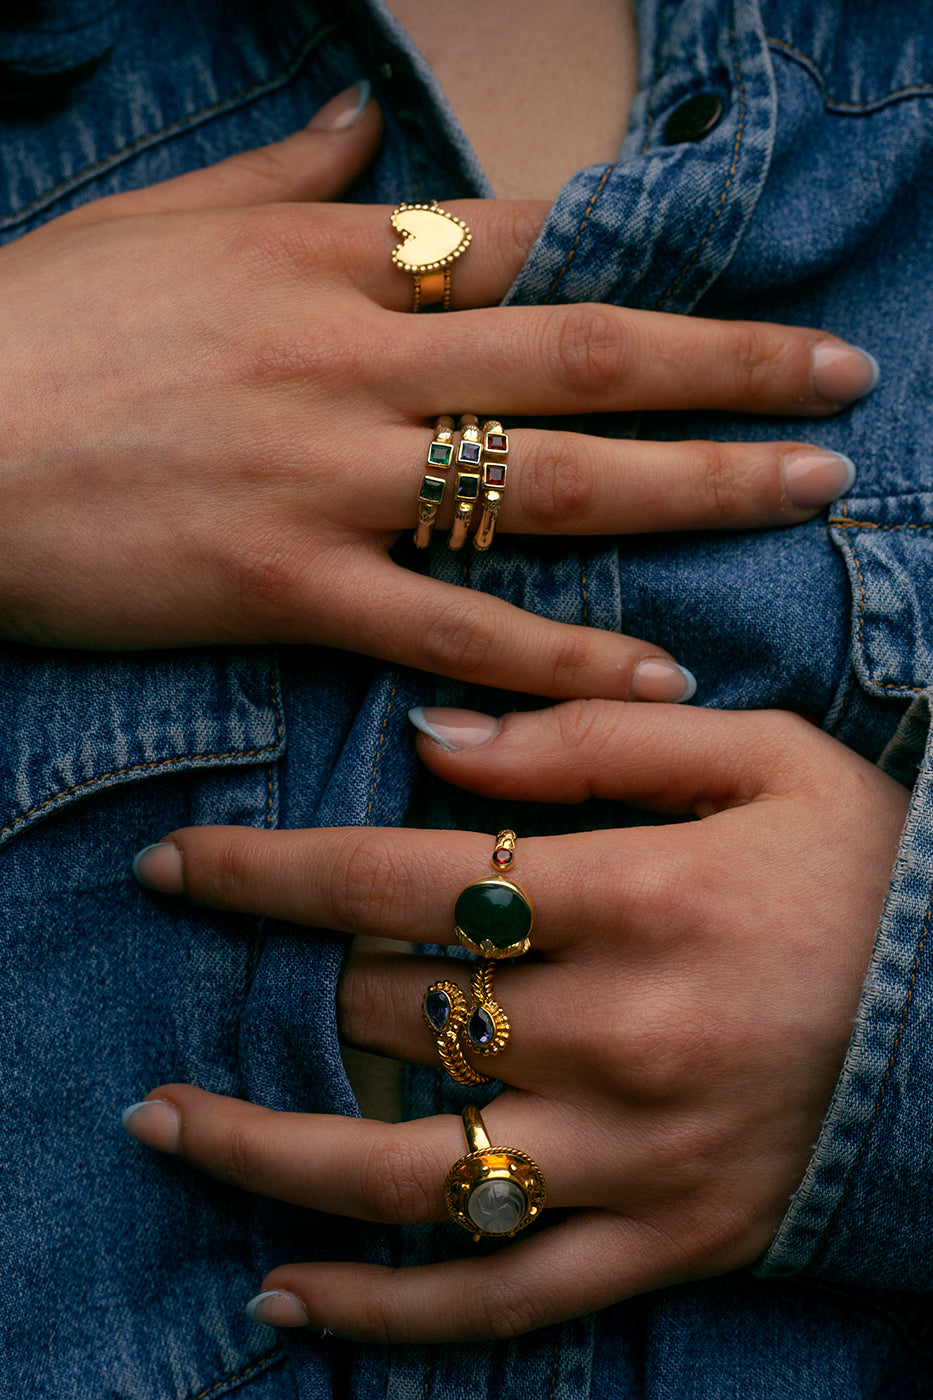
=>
[390,200,472,311]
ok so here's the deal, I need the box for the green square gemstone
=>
[419,475,446,504]
[455,473,480,501]
[427,441,454,468]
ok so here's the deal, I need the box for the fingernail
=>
[782,449,856,507]
[121,1099,181,1153]
[133,840,184,894]
[408,706,501,751]
[630,659,697,704]
[308,80,371,131]
[812,343,880,405]
[246,1290,312,1328]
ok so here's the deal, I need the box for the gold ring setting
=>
[473,421,509,552]
[445,1105,547,1240]
[390,201,471,312]
[454,830,534,960]
[414,416,456,548]
[422,961,510,1087]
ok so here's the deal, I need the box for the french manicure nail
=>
[782,449,855,507]
[630,659,697,704]
[408,706,501,751]
[246,1290,312,1328]
[308,80,371,131]
[812,343,880,405]
[133,841,184,894]
[121,1099,181,1153]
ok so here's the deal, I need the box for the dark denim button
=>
[663,93,724,144]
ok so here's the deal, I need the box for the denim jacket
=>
[1,1,932,1396]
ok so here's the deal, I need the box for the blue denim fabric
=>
[1,0,932,1396]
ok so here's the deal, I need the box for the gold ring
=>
[454,830,534,959]
[414,416,456,548]
[473,420,509,552]
[444,1105,547,1239]
[390,201,472,312]
[423,961,510,1086]
[448,413,483,551]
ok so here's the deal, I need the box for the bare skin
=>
[389,0,639,198]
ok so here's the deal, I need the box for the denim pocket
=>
[829,495,933,701]
[0,645,284,848]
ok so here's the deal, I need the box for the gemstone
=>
[485,432,508,453]
[492,849,513,868]
[467,1179,527,1234]
[419,475,446,504]
[467,1006,495,1047]
[423,988,452,1031]
[457,439,482,464]
[455,880,532,951]
[428,441,454,468]
[484,463,506,488]
[455,474,480,500]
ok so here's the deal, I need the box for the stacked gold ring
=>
[448,413,483,550]
[473,421,509,552]
[414,416,456,548]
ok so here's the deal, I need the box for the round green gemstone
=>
[455,879,532,952]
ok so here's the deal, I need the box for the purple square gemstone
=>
[458,439,481,465]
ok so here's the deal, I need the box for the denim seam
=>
[542,164,615,304]
[547,1329,561,1400]
[365,674,399,825]
[811,883,933,1265]
[581,555,590,628]
[834,507,924,695]
[657,9,746,309]
[766,37,933,113]
[187,1344,286,1400]
[0,21,335,230]
[0,671,284,840]
[828,518,933,532]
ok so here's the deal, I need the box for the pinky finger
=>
[252,1212,671,1343]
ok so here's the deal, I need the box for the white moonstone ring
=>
[444,1105,547,1241]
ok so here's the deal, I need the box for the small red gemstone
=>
[493,849,513,867]
[485,464,506,487]
[486,432,508,453]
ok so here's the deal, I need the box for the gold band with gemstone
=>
[414,416,456,548]
[445,1105,547,1240]
[422,960,510,1086]
[448,413,483,550]
[390,201,472,313]
[454,829,534,960]
[472,420,509,551]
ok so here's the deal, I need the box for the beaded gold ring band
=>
[390,201,472,312]
[445,1105,547,1240]
[414,416,456,548]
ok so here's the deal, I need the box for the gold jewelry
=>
[473,421,509,552]
[423,961,510,1086]
[448,413,483,551]
[414,415,456,548]
[454,829,534,959]
[390,201,472,312]
[445,1105,547,1239]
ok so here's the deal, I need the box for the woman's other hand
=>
[125,703,909,1340]
[0,85,874,699]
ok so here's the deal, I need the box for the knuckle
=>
[517,435,593,527]
[359,1131,437,1224]
[417,598,498,681]
[727,322,803,404]
[472,1275,540,1341]
[554,305,630,399]
[214,1114,273,1193]
[216,525,307,628]
[326,832,408,933]
[545,629,596,696]
[552,697,615,754]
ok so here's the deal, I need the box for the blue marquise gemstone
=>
[424,989,452,1032]
[467,1006,495,1047]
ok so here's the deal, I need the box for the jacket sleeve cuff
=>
[755,689,933,1287]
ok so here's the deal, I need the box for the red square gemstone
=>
[484,463,506,487]
[485,432,508,453]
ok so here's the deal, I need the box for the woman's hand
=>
[0,89,875,699]
[126,702,910,1341]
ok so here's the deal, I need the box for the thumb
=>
[59,81,381,226]
[408,702,820,814]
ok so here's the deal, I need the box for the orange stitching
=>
[765,36,933,113]
[547,1327,562,1400]
[188,1346,284,1400]
[581,555,590,628]
[815,885,933,1249]
[421,1359,433,1398]
[543,165,615,304]
[836,504,923,694]
[829,518,933,532]
[0,24,334,230]
[658,23,746,308]
[0,663,283,840]
[365,676,399,825]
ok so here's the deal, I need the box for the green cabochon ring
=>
[453,830,534,960]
